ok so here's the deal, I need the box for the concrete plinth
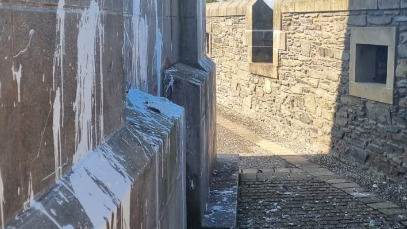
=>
[6,89,186,229]
[164,55,216,228]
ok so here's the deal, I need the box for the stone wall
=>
[209,0,407,181]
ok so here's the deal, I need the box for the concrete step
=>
[202,154,239,229]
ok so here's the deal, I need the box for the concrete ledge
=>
[7,89,186,229]
[202,154,239,229]
[249,62,277,78]
[276,0,382,13]
[349,82,394,104]
[207,0,256,17]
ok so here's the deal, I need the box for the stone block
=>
[350,146,370,164]
[396,59,407,77]
[349,0,378,10]
[400,97,407,107]
[366,101,391,124]
[315,0,332,11]
[281,0,295,12]
[402,0,407,7]
[249,63,276,78]
[295,0,315,12]
[304,94,316,113]
[399,44,407,58]
[299,113,313,124]
[348,15,367,26]
[378,0,400,9]
[340,95,361,106]
[264,79,272,94]
[332,128,345,139]
[331,0,350,11]
[335,117,349,127]
[367,15,393,25]
[243,96,253,109]
[384,125,401,133]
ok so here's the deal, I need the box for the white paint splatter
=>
[69,144,133,228]
[0,81,2,98]
[53,0,66,120]
[32,202,65,228]
[13,29,35,58]
[130,0,149,91]
[23,172,34,210]
[73,0,104,164]
[53,87,62,181]
[11,63,22,102]
[97,12,104,145]
[0,169,4,229]
[154,0,163,96]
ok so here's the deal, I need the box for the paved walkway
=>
[217,116,407,229]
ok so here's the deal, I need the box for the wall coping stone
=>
[275,0,405,14]
[207,0,256,17]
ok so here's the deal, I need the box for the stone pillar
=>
[166,0,217,228]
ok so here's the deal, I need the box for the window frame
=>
[349,27,396,104]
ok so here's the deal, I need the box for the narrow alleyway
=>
[217,115,407,228]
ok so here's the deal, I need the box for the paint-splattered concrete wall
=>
[0,0,212,227]
[123,0,181,96]
[0,0,125,226]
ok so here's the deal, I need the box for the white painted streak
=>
[11,63,22,102]
[13,29,35,58]
[97,13,105,144]
[23,172,34,210]
[121,190,131,229]
[53,0,66,119]
[154,0,163,96]
[131,0,149,91]
[0,169,4,229]
[73,0,102,164]
[69,145,132,228]
[53,87,62,181]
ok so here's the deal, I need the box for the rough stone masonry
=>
[208,0,407,183]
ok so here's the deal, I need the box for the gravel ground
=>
[217,124,292,169]
[308,153,407,210]
[217,106,407,210]
[217,106,317,155]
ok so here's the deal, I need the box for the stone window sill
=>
[349,82,393,104]
[249,63,277,78]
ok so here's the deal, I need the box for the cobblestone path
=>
[217,116,407,229]
[239,173,402,228]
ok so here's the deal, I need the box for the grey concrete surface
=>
[203,154,239,229]
[7,89,186,229]
[164,56,217,228]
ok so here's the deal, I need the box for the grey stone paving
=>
[239,174,403,228]
[216,120,407,229]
